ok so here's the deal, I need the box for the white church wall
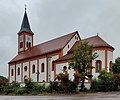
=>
[56,62,74,81]
[10,65,15,83]
[108,51,113,72]
[92,50,105,78]
[30,60,37,82]
[23,62,29,81]
[63,33,80,56]
[39,58,47,82]
[16,64,21,82]
[49,55,59,81]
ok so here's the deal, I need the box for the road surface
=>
[0,92,120,100]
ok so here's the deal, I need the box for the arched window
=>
[18,67,20,75]
[24,75,28,82]
[68,45,69,48]
[96,60,102,73]
[109,61,112,71]
[63,66,68,74]
[11,69,14,76]
[20,42,23,48]
[41,63,44,72]
[27,42,31,48]
[24,66,27,72]
[29,42,31,48]
[32,64,35,73]
[26,42,29,48]
[75,36,77,40]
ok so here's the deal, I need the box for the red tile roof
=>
[55,53,73,62]
[70,35,114,52]
[55,35,114,62]
[9,31,79,64]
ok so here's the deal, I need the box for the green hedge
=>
[90,71,118,92]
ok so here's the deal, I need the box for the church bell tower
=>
[18,7,34,53]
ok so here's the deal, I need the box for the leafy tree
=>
[112,57,120,74]
[69,41,98,92]
[0,75,8,86]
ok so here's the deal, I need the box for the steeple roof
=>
[18,8,34,35]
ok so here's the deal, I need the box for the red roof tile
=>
[55,53,73,62]
[70,35,114,52]
[9,31,78,64]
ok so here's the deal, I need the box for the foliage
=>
[112,57,120,74]
[90,70,118,92]
[24,78,45,95]
[46,81,60,93]
[114,74,120,87]
[69,41,98,92]
[1,82,20,95]
[50,70,77,93]
[24,78,35,93]
[15,87,27,95]
[0,75,8,86]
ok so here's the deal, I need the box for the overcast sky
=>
[0,0,120,77]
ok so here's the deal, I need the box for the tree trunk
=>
[80,78,85,92]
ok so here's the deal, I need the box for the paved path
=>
[0,92,120,100]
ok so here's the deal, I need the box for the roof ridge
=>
[83,35,111,46]
[33,31,77,47]
[82,35,98,40]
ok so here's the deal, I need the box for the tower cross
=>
[25,4,27,10]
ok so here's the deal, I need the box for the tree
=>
[112,57,120,74]
[112,57,120,88]
[69,41,98,92]
[0,75,8,86]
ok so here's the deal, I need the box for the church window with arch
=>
[17,67,20,75]
[11,69,14,76]
[24,66,27,72]
[20,42,23,48]
[96,60,102,73]
[41,63,45,72]
[109,61,112,71]
[32,64,35,73]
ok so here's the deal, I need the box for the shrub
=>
[15,87,27,95]
[25,78,35,93]
[46,82,60,93]
[114,74,120,87]
[32,84,45,94]
[90,70,118,92]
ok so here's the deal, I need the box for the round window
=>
[24,66,27,72]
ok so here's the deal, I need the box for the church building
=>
[8,9,114,83]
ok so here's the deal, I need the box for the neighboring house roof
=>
[18,9,34,35]
[9,31,78,64]
[55,35,114,62]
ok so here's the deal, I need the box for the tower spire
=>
[18,6,34,35]
[25,4,27,11]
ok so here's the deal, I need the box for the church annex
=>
[8,9,114,83]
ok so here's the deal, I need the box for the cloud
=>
[0,0,120,77]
